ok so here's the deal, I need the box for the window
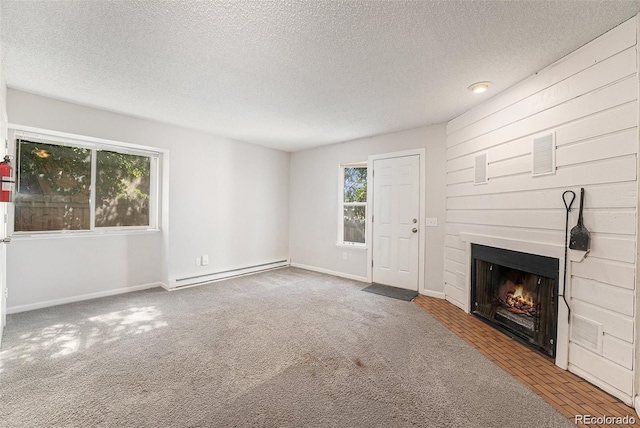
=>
[95,150,152,227]
[339,163,367,246]
[15,135,158,233]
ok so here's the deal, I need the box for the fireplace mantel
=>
[459,233,564,259]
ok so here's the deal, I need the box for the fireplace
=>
[471,244,559,358]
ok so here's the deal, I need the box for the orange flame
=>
[508,285,534,307]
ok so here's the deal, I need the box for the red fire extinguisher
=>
[0,155,14,203]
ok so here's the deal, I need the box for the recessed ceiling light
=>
[468,81,491,94]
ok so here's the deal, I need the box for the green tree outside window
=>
[15,139,153,232]
[343,166,367,244]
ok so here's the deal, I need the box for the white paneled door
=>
[372,155,420,290]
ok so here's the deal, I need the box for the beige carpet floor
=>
[0,267,574,427]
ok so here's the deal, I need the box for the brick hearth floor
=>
[414,295,638,428]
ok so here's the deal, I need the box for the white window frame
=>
[337,162,367,248]
[10,126,161,237]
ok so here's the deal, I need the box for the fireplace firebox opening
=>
[471,244,559,358]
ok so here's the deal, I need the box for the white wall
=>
[289,125,447,295]
[6,89,290,311]
[0,0,8,333]
[445,18,638,404]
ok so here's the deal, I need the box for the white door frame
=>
[366,148,426,294]
[0,110,8,344]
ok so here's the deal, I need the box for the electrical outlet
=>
[202,255,209,266]
[195,257,201,267]
[343,252,348,260]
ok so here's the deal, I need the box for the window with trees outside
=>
[340,164,367,246]
[15,137,158,233]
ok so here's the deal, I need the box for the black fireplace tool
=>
[569,187,590,252]
[561,190,575,323]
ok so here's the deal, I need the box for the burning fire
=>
[504,285,536,316]
[508,285,533,305]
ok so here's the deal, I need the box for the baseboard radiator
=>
[166,259,290,290]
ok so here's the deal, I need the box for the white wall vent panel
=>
[532,133,555,176]
[571,314,603,354]
[455,271,465,291]
[474,153,487,184]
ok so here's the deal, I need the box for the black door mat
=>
[362,283,419,301]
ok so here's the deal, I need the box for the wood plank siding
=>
[444,17,638,404]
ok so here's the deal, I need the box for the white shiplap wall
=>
[445,17,638,404]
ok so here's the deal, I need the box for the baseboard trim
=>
[568,364,633,406]
[167,260,290,290]
[290,262,369,283]
[421,290,445,299]
[7,282,162,314]
[445,295,467,313]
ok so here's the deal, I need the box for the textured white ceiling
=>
[2,1,639,152]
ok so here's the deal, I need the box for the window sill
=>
[12,228,161,240]
[335,242,367,250]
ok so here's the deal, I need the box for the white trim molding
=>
[290,262,369,283]
[421,290,445,299]
[7,282,163,314]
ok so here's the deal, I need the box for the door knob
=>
[412,228,418,233]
